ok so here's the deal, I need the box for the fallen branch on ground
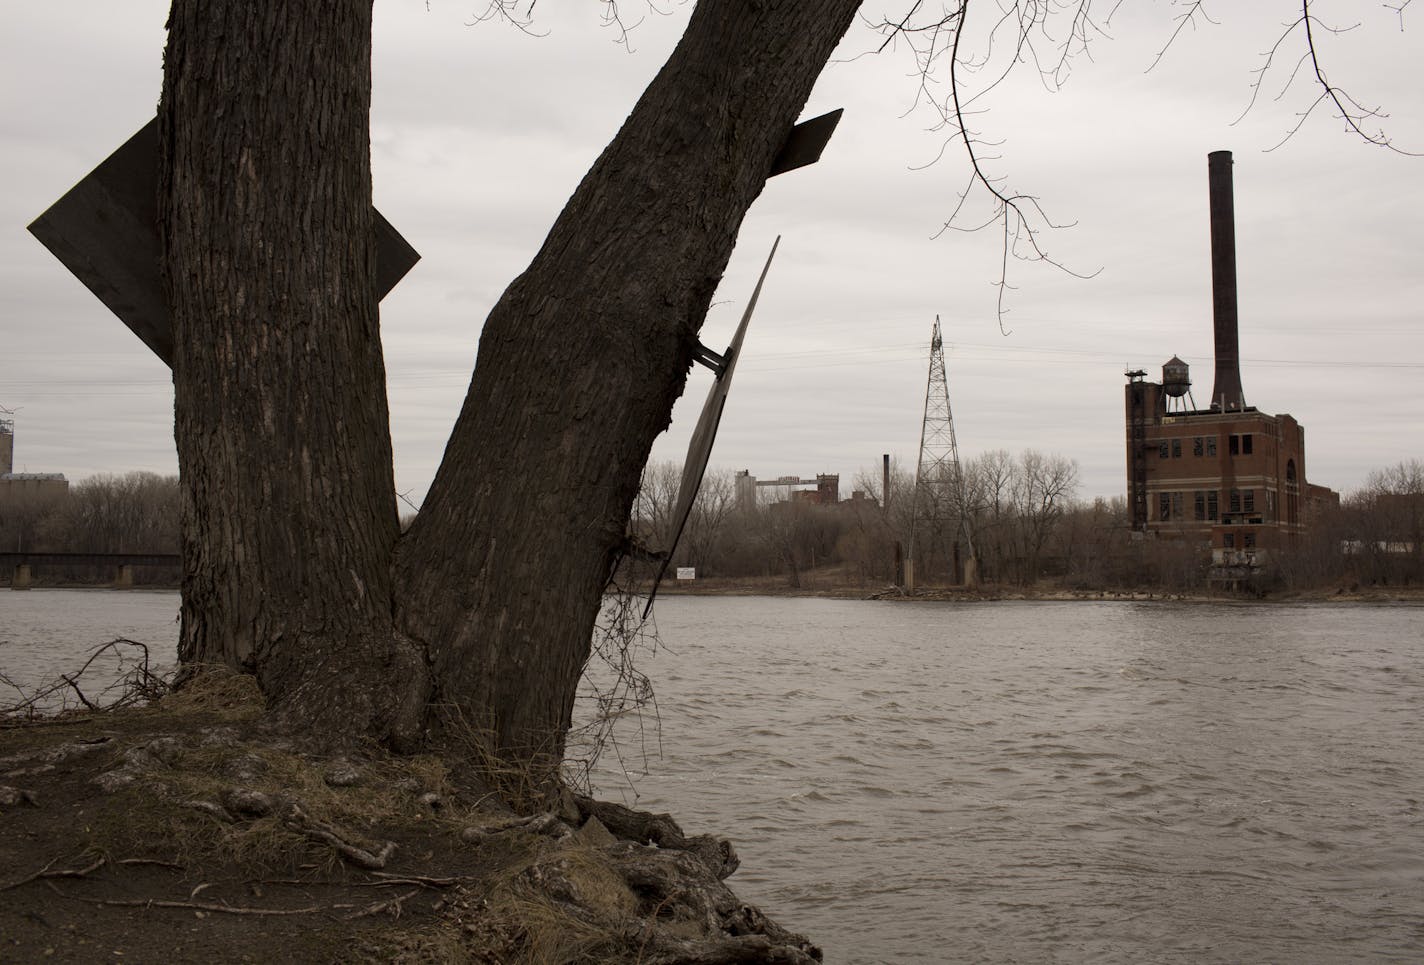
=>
[48,882,321,916]
[1,856,107,892]
[346,887,421,920]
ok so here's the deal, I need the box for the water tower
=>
[1161,356,1195,412]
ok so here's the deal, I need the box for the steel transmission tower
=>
[907,317,975,590]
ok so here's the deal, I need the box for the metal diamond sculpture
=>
[28,117,419,367]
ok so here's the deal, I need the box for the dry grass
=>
[433,702,567,816]
[471,843,639,965]
[154,665,264,719]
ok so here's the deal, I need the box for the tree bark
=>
[158,0,426,744]
[394,0,862,768]
[159,0,862,769]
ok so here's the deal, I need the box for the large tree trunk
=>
[160,0,861,772]
[158,0,426,744]
[394,0,862,769]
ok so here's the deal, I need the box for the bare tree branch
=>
[1384,0,1413,31]
[1145,1,1217,74]
[857,0,1416,324]
[862,1,1108,328]
[1240,1,1420,155]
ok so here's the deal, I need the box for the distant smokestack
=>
[1207,150,1246,410]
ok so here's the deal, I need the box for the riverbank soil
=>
[1,674,820,964]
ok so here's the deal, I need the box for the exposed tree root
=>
[281,801,396,870]
[575,793,740,879]
[4,688,822,962]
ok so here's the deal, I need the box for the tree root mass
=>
[0,691,822,964]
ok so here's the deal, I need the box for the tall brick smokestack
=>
[1207,150,1246,410]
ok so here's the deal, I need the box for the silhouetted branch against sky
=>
[856,0,1417,323]
[465,1,1414,324]
[1258,1,1420,155]
[6,2,1421,504]
[470,1,669,49]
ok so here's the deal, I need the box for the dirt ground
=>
[1,675,820,965]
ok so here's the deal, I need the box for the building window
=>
[1206,436,1217,456]
[1159,492,1171,521]
[1244,532,1256,548]
[1171,439,1182,458]
[1193,437,1204,457]
[1229,489,1241,514]
[1243,489,1255,513]
[1243,434,1253,455]
[1194,491,1205,520]
[1224,533,1236,549]
[1159,441,1170,459]
[1172,492,1183,519]
[1207,491,1219,520]
[1286,459,1300,526]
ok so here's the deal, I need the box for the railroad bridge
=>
[1,552,180,590]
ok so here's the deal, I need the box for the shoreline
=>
[9,579,1422,605]
[654,578,1424,605]
[0,677,821,963]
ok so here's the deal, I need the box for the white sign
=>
[675,567,696,581]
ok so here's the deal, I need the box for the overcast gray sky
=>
[3,1,1421,506]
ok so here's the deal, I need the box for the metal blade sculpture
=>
[643,236,779,617]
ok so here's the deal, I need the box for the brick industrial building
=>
[1125,152,1335,579]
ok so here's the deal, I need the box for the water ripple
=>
[585,598,1424,964]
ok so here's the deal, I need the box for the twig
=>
[346,887,421,920]
[49,883,321,916]
[1,638,172,720]
[366,871,469,888]
[60,674,97,711]
[118,857,185,870]
[1,856,107,892]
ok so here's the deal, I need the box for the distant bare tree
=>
[46,473,180,554]
[682,469,736,574]
[1011,451,1079,584]
[962,449,1016,582]
[632,460,681,552]
[1344,460,1424,585]
[0,487,65,554]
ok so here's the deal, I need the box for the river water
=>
[3,590,1422,963]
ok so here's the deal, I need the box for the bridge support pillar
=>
[12,564,32,590]
[115,564,135,589]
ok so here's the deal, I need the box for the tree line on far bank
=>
[4,458,1420,594]
[0,472,180,585]
[631,455,1424,595]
